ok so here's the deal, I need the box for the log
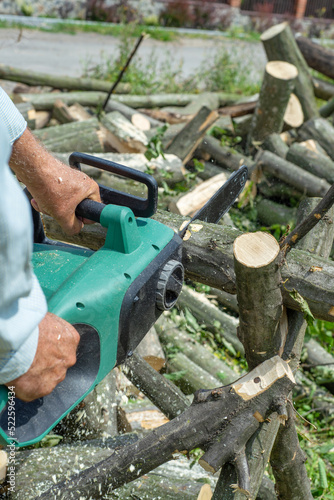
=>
[166,106,219,164]
[298,117,334,161]
[219,100,257,118]
[319,96,334,118]
[283,92,304,130]
[100,111,148,153]
[41,211,334,322]
[123,352,190,420]
[33,119,104,153]
[296,36,334,81]
[167,352,223,394]
[15,101,36,129]
[108,99,163,129]
[260,22,319,120]
[135,326,166,371]
[197,135,256,172]
[164,92,220,116]
[52,99,91,124]
[138,107,192,125]
[233,232,284,370]
[156,314,238,385]
[247,61,298,147]
[0,63,129,93]
[176,285,243,353]
[261,133,289,158]
[286,141,334,184]
[256,150,331,197]
[14,92,197,111]
[313,76,334,100]
[37,356,295,499]
[256,199,296,227]
[170,172,228,217]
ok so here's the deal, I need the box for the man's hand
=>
[5,313,80,402]
[9,128,101,235]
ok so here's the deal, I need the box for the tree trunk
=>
[261,133,289,158]
[260,22,319,121]
[247,61,298,148]
[197,135,256,172]
[313,76,334,100]
[166,106,219,164]
[296,37,334,80]
[257,150,331,197]
[156,314,239,385]
[286,142,334,184]
[100,111,148,154]
[256,199,296,227]
[0,63,129,93]
[298,117,334,161]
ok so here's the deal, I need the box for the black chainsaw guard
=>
[116,233,183,365]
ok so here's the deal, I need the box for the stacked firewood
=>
[2,21,334,500]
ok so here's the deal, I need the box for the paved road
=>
[0,27,266,85]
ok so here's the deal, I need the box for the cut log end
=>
[233,231,280,268]
[284,93,304,129]
[260,21,288,41]
[266,61,298,81]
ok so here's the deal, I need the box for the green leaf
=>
[164,370,187,381]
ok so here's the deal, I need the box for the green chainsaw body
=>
[0,154,183,447]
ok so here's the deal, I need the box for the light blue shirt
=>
[0,88,47,384]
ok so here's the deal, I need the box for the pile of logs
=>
[2,20,334,500]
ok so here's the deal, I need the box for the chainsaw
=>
[0,152,247,447]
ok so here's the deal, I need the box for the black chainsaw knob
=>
[156,260,184,311]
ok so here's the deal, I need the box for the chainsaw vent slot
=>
[76,302,85,310]
[124,273,131,280]
[152,244,160,251]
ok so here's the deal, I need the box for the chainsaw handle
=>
[69,152,158,218]
[76,199,105,223]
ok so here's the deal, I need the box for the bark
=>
[138,107,193,125]
[51,100,91,124]
[100,111,148,154]
[279,182,334,253]
[123,352,189,420]
[298,117,334,161]
[15,92,203,111]
[34,119,104,153]
[319,96,334,118]
[296,36,334,80]
[312,76,334,100]
[257,150,331,197]
[169,92,220,116]
[176,285,243,353]
[15,101,37,129]
[167,351,223,394]
[256,199,296,227]
[261,133,289,158]
[41,210,334,322]
[108,99,163,128]
[0,63,129,93]
[286,142,334,184]
[260,22,319,121]
[234,232,284,370]
[219,100,257,118]
[156,314,239,385]
[197,135,256,173]
[166,106,219,164]
[247,61,298,148]
[37,357,295,499]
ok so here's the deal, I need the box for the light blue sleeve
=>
[0,121,47,384]
[0,86,27,144]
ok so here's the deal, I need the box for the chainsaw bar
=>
[178,165,248,239]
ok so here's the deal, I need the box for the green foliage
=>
[163,370,188,381]
[145,124,169,161]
